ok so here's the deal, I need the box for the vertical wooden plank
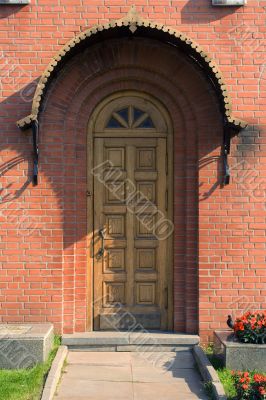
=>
[167,132,174,331]
[93,138,104,330]
[157,138,168,329]
[126,144,135,310]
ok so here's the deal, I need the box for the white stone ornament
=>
[212,0,246,5]
[0,0,30,4]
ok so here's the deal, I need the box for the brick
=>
[0,1,265,344]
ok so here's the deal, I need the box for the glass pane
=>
[133,107,144,123]
[138,117,155,128]
[116,108,129,125]
[107,117,123,128]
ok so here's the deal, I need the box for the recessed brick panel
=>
[0,4,265,343]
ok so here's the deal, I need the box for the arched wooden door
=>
[91,92,173,331]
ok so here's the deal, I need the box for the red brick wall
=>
[0,1,265,342]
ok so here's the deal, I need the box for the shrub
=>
[234,311,266,344]
[231,371,266,400]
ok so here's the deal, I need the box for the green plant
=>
[234,311,266,344]
[252,374,266,399]
[217,368,237,400]
[231,371,266,400]
[0,335,61,400]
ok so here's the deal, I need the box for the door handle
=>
[97,228,105,258]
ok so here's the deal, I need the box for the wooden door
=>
[92,97,173,331]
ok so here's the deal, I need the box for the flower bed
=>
[231,371,266,400]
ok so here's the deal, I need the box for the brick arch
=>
[17,6,246,131]
[37,36,224,334]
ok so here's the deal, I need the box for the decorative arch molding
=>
[17,5,247,185]
[17,6,246,130]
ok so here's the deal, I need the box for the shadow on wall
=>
[0,34,263,257]
[199,155,221,201]
[0,80,261,251]
[0,4,27,19]
[0,156,32,203]
[0,77,40,206]
[198,124,262,202]
[181,0,242,24]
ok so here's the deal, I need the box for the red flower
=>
[231,370,266,398]
[234,321,245,331]
[233,310,266,342]
[254,374,266,383]
[258,386,266,395]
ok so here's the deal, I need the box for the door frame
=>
[87,90,174,331]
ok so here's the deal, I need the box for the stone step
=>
[62,332,200,352]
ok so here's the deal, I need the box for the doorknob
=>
[97,228,105,258]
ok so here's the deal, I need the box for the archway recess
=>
[16,5,247,185]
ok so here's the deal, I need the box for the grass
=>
[0,335,61,400]
[203,344,266,400]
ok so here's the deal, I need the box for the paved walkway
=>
[54,351,208,400]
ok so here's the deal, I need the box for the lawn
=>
[0,336,61,400]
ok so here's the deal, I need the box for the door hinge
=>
[164,287,168,309]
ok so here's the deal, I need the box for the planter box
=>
[0,324,54,369]
[214,330,266,371]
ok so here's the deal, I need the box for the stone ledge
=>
[41,346,68,400]
[0,324,54,369]
[63,332,129,346]
[214,330,266,348]
[214,330,266,370]
[129,332,199,345]
[193,345,227,400]
[62,332,200,351]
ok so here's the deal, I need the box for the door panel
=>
[93,137,169,330]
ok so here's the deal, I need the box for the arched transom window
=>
[93,94,168,136]
[106,106,155,129]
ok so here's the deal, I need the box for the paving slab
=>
[130,350,195,369]
[64,364,132,381]
[133,382,206,400]
[67,351,131,365]
[54,351,208,400]
[56,379,133,400]
[132,366,203,384]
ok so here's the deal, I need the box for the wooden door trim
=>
[87,90,173,332]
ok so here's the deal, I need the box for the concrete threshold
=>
[62,331,200,352]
